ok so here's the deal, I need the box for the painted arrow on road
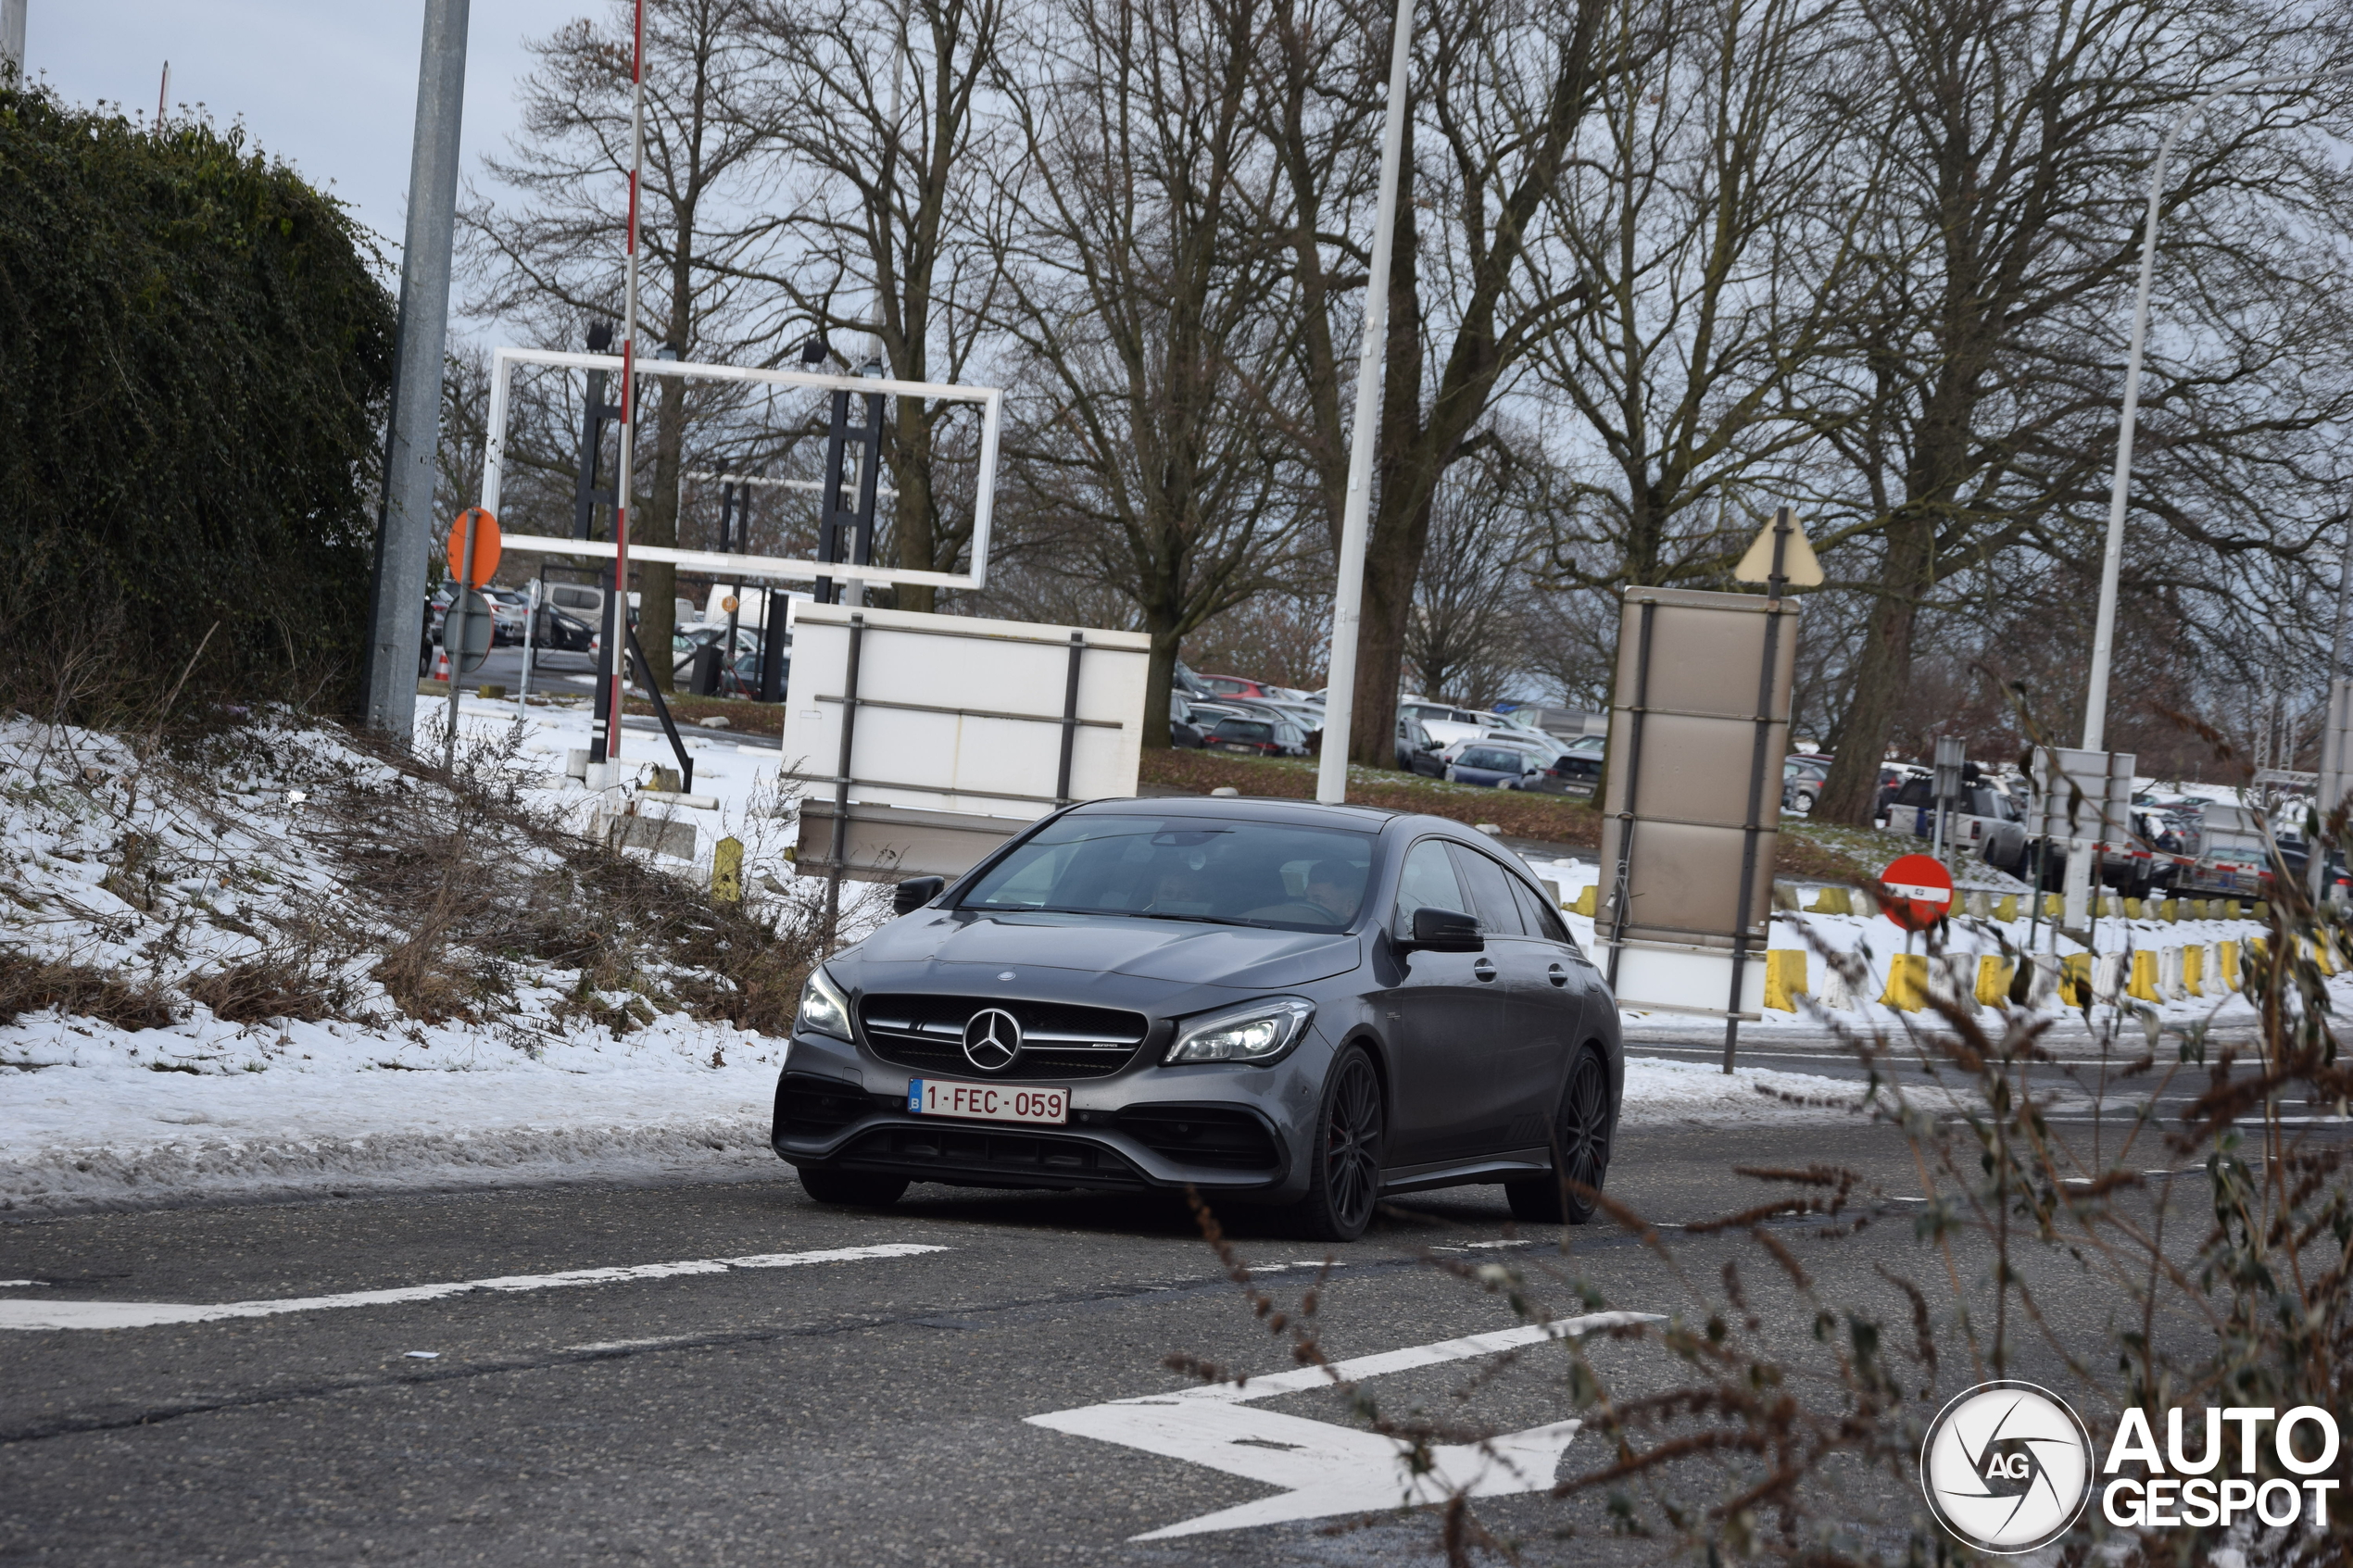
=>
[1027,1312,1657,1539]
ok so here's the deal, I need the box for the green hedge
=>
[0,85,395,723]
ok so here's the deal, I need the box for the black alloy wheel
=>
[1287,1047,1384,1241]
[796,1167,910,1209]
[1507,1045,1613,1225]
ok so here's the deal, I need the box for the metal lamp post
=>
[2065,75,2296,930]
[1315,0,1416,805]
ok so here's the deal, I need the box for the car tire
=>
[796,1166,909,1209]
[1281,1047,1384,1242]
[1504,1045,1613,1226]
[1793,788,1817,814]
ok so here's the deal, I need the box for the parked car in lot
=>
[1453,732,1594,794]
[2174,802,2284,898]
[1397,716,1446,776]
[1783,756,1829,813]
[774,797,1624,1238]
[1203,714,1312,758]
[1444,741,1548,790]
[1170,692,1206,748]
[1195,673,1282,701]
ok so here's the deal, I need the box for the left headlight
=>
[1164,997,1315,1066]
[796,966,853,1041]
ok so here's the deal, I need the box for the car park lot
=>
[2,1034,2329,1567]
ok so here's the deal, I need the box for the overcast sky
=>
[24,0,586,265]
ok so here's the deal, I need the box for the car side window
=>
[1446,846,1526,935]
[1508,876,1574,946]
[1392,840,1470,937]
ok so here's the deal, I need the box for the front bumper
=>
[771,1032,1312,1198]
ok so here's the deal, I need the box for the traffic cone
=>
[431,646,451,684]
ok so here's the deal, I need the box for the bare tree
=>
[988,0,1307,739]
[1246,0,1630,767]
[1404,451,1543,704]
[1529,0,1871,593]
[1807,0,2353,822]
[461,0,792,684]
[748,0,1009,612]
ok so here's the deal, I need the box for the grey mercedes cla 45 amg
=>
[772,797,1621,1240]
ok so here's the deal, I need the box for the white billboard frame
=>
[473,345,1002,592]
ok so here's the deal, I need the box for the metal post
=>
[2085,77,2295,757]
[515,577,539,722]
[1603,598,1658,993]
[825,614,867,936]
[2,0,26,75]
[362,0,472,739]
[606,0,649,762]
[1724,511,1792,1072]
[1315,0,1415,805]
[443,508,476,771]
[1054,632,1086,805]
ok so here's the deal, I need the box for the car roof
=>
[1068,796,1398,832]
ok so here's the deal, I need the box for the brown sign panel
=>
[1598,586,1798,1009]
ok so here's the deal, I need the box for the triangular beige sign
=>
[1733,508,1823,587]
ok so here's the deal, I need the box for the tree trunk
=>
[638,367,686,692]
[1814,511,1933,824]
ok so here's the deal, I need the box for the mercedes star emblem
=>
[962,1007,1024,1073]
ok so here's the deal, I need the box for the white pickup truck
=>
[2175,802,2278,898]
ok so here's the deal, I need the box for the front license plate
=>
[907,1079,1069,1125]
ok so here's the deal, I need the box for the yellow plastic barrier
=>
[1763,949,1808,1010]
[1569,884,1597,917]
[2254,900,2271,921]
[2159,899,2178,922]
[1807,885,1854,916]
[2045,893,2065,920]
[1881,953,1928,1011]
[2123,897,2143,920]
[2126,950,2160,1002]
[2059,952,2093,1007]
[2306,936,2336,977]
[2223,899,2241,921]
[2182,945,2204,997]
[2221,939,2240,990]
[1995,894,2019,922]
[1975,955,2015,1006]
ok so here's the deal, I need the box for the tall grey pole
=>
[1314,0,1415,805]
[2068,74,2291,931]
[1,0,24,76]
[362,0,472,737]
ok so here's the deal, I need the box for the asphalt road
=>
[3,1100,2318,1568]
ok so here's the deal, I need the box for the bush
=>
[0,85,395,725]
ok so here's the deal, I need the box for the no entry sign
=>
[1878,853,1954,931]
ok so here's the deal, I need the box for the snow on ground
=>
[1522,853,2326,1038]
[0,709,2302,1216]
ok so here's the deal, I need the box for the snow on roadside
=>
[1617,1056,1865,1125]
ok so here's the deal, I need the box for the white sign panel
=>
[780,602,1150,822]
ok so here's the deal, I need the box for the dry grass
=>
[0,949,182,1030]
[182,954,348,1025]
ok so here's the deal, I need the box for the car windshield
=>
[959,815,1376,931]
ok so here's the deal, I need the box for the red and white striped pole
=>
[605,0,648,759]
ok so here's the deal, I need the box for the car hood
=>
[846,910,1363,993]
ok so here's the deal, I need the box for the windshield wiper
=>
[1131,911,1267,927]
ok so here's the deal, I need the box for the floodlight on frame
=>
[476,345,1001,590]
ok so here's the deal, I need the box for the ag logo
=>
[1920,1381,2093,1553]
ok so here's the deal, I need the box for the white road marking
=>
[0,1281,45,1288]
[1027,1311,1658,1538]
[0,1243,949,1332]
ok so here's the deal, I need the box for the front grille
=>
[1113,1105,1282,1171]
[859,994,1151,1081]
[840,1125,1145,1187]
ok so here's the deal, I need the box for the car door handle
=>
[1473,959,1497,982]
[1547,962,1569,987]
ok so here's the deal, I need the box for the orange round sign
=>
[721,595,739,613]
[446,508,502,587]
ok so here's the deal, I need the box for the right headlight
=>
[1163,997,1315,1066]
[795,966,853,1041]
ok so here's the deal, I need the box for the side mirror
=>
[1406,907,1483,952]
[892,875,945,916]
